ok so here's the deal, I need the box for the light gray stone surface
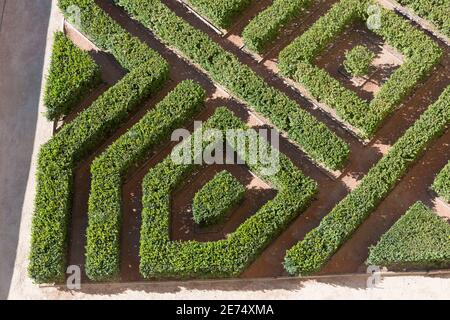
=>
[3,0,450,300]
[0,0,54,299]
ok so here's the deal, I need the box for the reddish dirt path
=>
[60,0,450,283]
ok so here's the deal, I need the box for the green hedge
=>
[284,86,450,276]
[432,161,450,203]
[343,45,375,77]
[193,170,245,225]
[86,80,205,281]
[113,0,349,171]
[397,0,450,37]
[58,0,160,70]
[29,0,169,284]
[278,0,442,138]
[140,107,318,278]
[186,0,251,28]
[367,202,450,270]
[242,0,312,53]
[44,31,100,120]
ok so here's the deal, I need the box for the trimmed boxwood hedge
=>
[397,0,450,37]
[58,0,160,70]
[367,202,450,270]
[44,31,100,121]
[242,0,313,53]
[193,170,245,225]
[284,86,450,276]
[29,0,169,284]
[343,45,375,77]
[278,0,442,138]
[432,161,450,203]
[86,80,205,281]
[113,0,350,171]
[140,107,318,278]
[186,0,251,29]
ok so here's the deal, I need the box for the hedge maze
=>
[29,0,449,284]
[396,0,450,38]
[433,162,450,203]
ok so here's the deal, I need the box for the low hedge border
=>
[140,107,318,278]
[29,0,169,283]
[284,86,450,276]
[86,80,205,281]
[242,0,313,53]
[44,31,101,121]
[397,0,450,37]
[432,161,450,203]
[185,0,252,29]
[367,201,450,270]
[193,170,246,226]
[278,0,442,138]
[113,0,350,171]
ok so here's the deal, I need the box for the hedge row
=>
[284,85,450,276]
[140,107,318,278]
[113,0,349,171]
[86,80,205,281]
[242,0,313,53]
[58,0,161,70]
[279,0,442,138]
[193,170,245,226]
[432,161,450,203]
[186,0,251,29]
[44,31,100,121]
[29,0,169,283]
[367,202,450,270]
[397,0,450,37]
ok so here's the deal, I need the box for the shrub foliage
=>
[113,0,350,171]
[397,0,450,37]
[278,0,442,138]
[343,45,375,77]
[86,80,205,281]
[187,0,252,28]
[432,161,450,203]
[242,0,313,53]
[367,202,450,270]
[140,107,318,278]
[44,31,100,120]
[284,86,450,276]
[29,0,169,283]
[193,170,245,226]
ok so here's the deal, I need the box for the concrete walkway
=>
[2,0,450,300]
[0,0,55,299]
